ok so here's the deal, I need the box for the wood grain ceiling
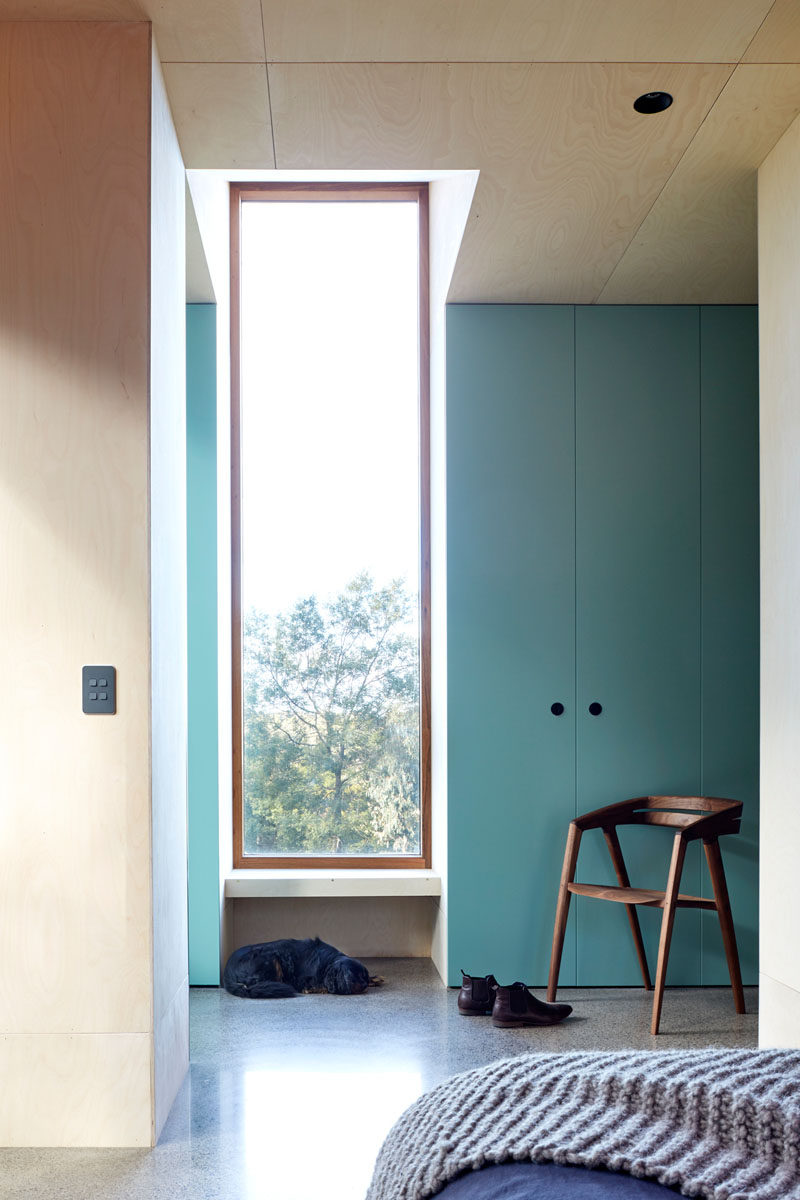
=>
[266,61,734,303]
[7,0,800,301]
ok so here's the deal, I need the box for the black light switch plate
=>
[82,665,116,714]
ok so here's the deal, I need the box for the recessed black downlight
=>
[633,91,673,114]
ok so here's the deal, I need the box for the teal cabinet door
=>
[574,307,703,986]
[700,306,759,985]
[446,305,576,987]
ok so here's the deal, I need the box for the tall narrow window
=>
[231,185,430,868]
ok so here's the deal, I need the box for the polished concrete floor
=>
[0,961,759,1200]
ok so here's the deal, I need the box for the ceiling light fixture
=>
[633,91,673,114]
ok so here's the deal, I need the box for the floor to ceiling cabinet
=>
[447,305,578,989]
[575,306,703,986]
[446,304,758,989]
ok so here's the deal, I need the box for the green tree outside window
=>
[243,573,420,856]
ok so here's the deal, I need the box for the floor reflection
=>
[0,960,759,1200]
[242,1067,423,1199]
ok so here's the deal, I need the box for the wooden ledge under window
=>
[224,869,442,899]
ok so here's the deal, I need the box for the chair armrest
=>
[573,797,649,831]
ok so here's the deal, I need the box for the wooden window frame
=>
[230,182,431,869]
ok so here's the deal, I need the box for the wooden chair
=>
[547,795,745,1035]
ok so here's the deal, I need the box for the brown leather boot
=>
[491,982,572,1027]
[457,971,498,1015]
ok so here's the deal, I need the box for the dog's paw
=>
[369,975,385,987]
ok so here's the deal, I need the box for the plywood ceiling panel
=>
[8,0,800,301]
[0,1,266,63]
[742,0,800,63]
[598,65,800,303]
[186,183,215,301]
[162,63,274,167]
[153,0,265,64]
[269,61,732,301]
[0,2,143,15]
[261,0,771,64]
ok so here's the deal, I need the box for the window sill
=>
[224,868,442,899]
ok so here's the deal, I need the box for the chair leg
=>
[603,826,652,991]
[703,838,746,1015]
[547,822,582,1001]
[651,833,687,1035]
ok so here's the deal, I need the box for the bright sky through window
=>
[240,201,420,619]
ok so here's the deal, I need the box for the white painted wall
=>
[757,109,800,1048]
[150,45,189,1140]
[428,172,479,982]
[185,170,233,976]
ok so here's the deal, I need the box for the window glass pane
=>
[239,198,422,857]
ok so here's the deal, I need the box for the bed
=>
[366,1048,800,1199]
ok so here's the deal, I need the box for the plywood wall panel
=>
[0,1033,152,1147]
[230,898,435,959]
[598,65,800,303]
[0,22,153,1040]
[756,107,800,1045]
[261,0,771,64]
[759,974,800,1047]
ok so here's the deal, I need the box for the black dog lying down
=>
[223,937,383,999]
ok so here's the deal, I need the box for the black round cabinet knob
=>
[589,701,603,716]
[550,702,565,716]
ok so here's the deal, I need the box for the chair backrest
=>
[635,796,742,839]
[575,795,742,840]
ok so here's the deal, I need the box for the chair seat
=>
[567,882,717,910]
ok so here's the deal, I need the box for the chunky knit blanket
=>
[366,1049,800,1200]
